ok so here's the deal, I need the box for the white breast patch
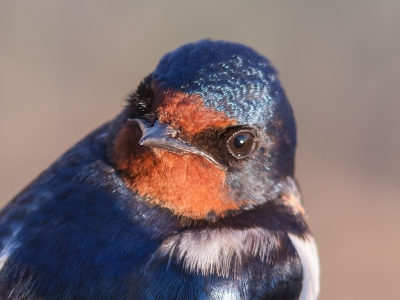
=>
[157,227,277,278]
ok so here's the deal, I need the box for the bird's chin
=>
[110,122,241,220]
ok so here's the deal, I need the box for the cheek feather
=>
[156,91,236,136]
[130,150,239,219]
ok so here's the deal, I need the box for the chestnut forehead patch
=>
[155,90,237,136]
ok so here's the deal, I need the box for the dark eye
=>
[227,130,257,158]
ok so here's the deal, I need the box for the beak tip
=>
[137,135,149,147]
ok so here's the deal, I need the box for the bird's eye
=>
[227,130,257,158]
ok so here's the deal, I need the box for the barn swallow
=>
[0,40,319,299]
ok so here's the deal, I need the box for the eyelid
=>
[223,125,258,136]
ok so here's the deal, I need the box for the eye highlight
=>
[227,130,257,158]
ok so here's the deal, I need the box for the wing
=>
[0,121,178,299]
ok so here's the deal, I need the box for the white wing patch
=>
[0,225,22,271]
[157,227,277,278]
[288,234,320,300]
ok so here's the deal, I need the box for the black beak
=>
[129,119,227,170]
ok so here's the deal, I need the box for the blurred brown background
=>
[1,1,399,299]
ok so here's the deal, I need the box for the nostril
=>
[166,127,179,138]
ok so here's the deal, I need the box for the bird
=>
[0,40,319,299]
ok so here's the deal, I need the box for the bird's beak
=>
[130,119,227,170]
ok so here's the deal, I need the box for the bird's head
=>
[110,40,297,221]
